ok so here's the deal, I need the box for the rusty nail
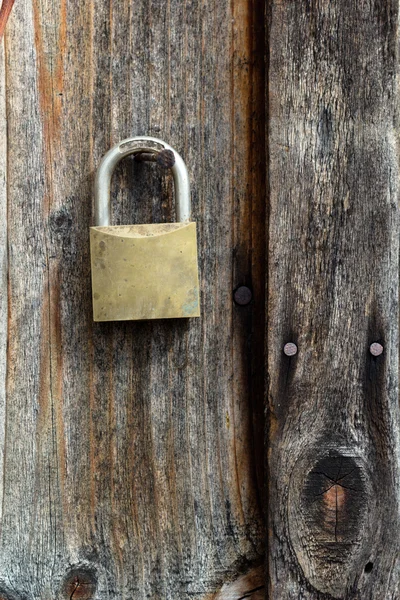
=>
[233,286,252,306]
[370,342,383,356]
[283,342,297,357]
[156,149,175,168]
[135,149,175,169]
[134,152,156,163]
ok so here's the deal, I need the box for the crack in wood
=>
[69,577,80,600]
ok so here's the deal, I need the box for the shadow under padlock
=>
[90,136,201,322]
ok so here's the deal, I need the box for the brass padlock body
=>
[90,222,200,321]
[90,136,200,322]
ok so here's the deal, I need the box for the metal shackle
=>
[94,136,191,227]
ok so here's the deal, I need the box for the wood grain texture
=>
[268,1,400,598]
[0,0,266,599]
[0,0,15,38]
[214,564,264,600]
[0,38,6,524]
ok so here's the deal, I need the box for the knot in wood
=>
[289,450,369,598]
[63,570,97,600]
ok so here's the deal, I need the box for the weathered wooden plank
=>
[0,0,265,598]
[0,39,6,525]
[268,1,400,598]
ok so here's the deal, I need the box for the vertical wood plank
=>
[268,1,400,598]
[0,39,6,524]
[0,0,266,598]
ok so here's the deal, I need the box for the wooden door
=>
[1,1,400,599]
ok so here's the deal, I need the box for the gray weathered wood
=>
[0,0,265,598]
[0,39,6,525]
[268,1,400,598]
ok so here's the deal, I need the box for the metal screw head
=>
[283,342,297,357]
[233,286,252,306]
[370,342,383,356]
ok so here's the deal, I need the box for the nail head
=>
[157,149,175,169]
[370,342,383,357]
[283,342,297,357]
[233,286,252,306]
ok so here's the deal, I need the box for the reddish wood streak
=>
[0,0,15,38]
[323,484,346,540]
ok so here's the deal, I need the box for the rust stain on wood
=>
[0,0,15,38]
[32,0,66,199]
[323,483,346,538]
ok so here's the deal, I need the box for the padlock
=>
[90,136,200,321]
